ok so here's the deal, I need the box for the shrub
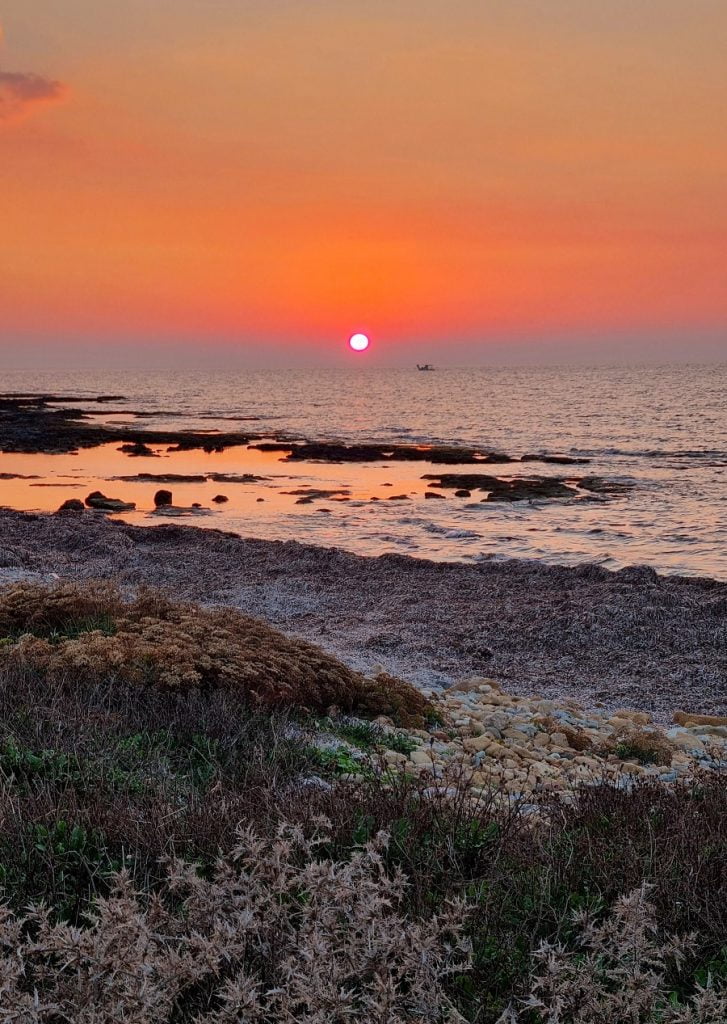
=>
[0,821,471,1023]
[501,885,727,1023]
[603,725,674,766]
[0,582,434,726]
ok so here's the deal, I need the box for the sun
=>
[349,332,370,352]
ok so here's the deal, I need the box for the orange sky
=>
[1,1,726,364]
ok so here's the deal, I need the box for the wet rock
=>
[207,472,267,483]
[115,473,206,483]
[118,441,157,457]
[578,476,635,494]
[425,490,445,499]
[454,489,471,497]
[485,478,577,502]
[387,494,411,501]
[284,488,351,500]
[422,473,501,491]
[154,489,173,508]
[250,440,515,465]
[167,439,226,453]
[212,494,229,504]
[85,491,136,512]
[57,498,85,512]
[521,454,590,465]
[148,505,213,517]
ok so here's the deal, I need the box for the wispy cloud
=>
[0,21,68,123]
[0,70,68,122]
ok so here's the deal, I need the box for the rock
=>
[57,498,85,512]
[463,734,491,753]
[696,725,727,739]
[208,473,267,483]
[212,494,229,504]
[425,490,445,499]
[448,676,501,694]
[118,441,157,457]
[579,476,635,494]
[422,472,579,502]
[114,473,206,483]
[387,494,410,501]
[85,491,136,512]
[148,506,213,517]
[409,749,433,766]
[521,454,590,465]
[612,709,652,726]
[485,478,577,502]
[421,473,501,491]
[673,710,727,728]
[454,489,471,497]
[383,749,407,765]
[154,489,173,508]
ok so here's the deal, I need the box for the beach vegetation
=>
[0,582,724,1021]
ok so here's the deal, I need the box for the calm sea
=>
[2,364,726,579]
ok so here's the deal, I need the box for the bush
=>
[603,725,674,766]
[501,885,727,1022]
[0,822,470,1023]
[0,582,433,725]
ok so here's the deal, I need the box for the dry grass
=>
[0,582,433,726]
[600,724,675,766]
[0,821,471,1023]
[501,885,727,1022]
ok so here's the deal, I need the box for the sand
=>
[0,508,724,720]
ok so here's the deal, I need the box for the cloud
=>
[0,70,69,122]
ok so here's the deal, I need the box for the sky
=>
[1,1,726,367]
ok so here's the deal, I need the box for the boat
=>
[416,363,435,371]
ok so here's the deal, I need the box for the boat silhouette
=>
[416,363,435,371]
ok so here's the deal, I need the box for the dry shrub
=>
[0,579,122,636]
[599,724,674,766]
[501,885,727,1023]
[0,821,470,1023]
[0,582,433,726]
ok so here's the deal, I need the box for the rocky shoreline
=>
[393,678,727,808]
[0,508,724,720]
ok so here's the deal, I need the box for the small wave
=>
[424,524,481,539]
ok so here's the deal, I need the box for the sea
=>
[1,364,726,580]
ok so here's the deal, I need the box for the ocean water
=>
[1,364,726,579]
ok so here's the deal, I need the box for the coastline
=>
[1,507,724,720]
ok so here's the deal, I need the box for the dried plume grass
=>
[0,582,433,725]
[500,885,727,1023]
[0,820,470,1023]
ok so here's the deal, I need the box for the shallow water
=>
[1,364,725,579]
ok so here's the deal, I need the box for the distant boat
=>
[416,363,435,371]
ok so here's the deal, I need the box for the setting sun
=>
[349,333,370,352]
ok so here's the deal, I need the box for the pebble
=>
[384,677,727,809]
